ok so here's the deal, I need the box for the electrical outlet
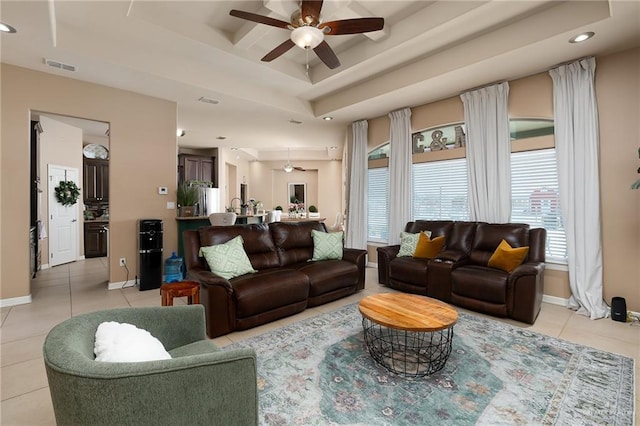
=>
[119,258,126,267]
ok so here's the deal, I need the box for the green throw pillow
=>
[311,229,344,261]
[397,230,432,257]
[199,235,256,280]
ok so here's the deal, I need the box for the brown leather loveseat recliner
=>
[183,221,367,338]
[377,221,546,324]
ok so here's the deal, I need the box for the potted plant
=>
[308,204,320,218]
[177,181,199,217]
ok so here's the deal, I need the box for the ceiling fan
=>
[229,0,384,69]
[284,148,305,173]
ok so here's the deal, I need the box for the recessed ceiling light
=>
[198,96,220,105]
[0,22,17,33]
[230,147,238,151]
[323,116,333,121]
[329,146,337,150]
[216,136,226,140]
[569,32,594,43]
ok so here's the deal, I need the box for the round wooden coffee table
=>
[359,293,458,377]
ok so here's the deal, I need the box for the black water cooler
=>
[138,219,163,291]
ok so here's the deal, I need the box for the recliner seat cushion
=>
[231,269,309,318]
[389,257,429,286]
[298,260,358,297]
[452,265,508,304]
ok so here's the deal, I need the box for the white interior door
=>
[48,165,79,266]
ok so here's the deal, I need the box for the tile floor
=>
[1,258,638,424]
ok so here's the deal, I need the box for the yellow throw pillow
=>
[413,234,445,259]
[488,240,529,273]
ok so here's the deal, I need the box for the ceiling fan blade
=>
[301,0,323,25]
[313,41,340,69]
[294,166,306,171]
[261,39,296,62]
[229,10,291,29]
[320,17,384,35]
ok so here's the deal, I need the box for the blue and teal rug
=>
[229,303,635,425]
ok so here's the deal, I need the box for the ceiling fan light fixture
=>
[284,163,294,173]
[290,26,323,49]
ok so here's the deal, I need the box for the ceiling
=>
[1,0,638,162]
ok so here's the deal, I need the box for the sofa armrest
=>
[185,270,236,338]
[376,245,400,285]
[186,268,231,288]
[507,262,545,324]
[343,248,367,291]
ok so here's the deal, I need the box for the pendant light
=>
[284,148,294,173]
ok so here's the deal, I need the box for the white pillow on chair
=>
[94,321,172,362]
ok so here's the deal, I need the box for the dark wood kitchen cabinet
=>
[83,159,109,202]
[84,222,108,258]
[178,154,215,184]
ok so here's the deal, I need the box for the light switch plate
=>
[158,186,168,195]
[167,201,176,209]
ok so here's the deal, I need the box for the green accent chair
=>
[43,305,258,425]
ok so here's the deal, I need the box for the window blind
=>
[367,167,389,242]
[511,148,567,263]
[412,158,469,221]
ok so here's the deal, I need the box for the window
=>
[367,167,388,242]
[511,148,567,263]
[413,158,469,221]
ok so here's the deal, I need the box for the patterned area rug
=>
[228,303,635,425]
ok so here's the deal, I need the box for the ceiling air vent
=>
[198,97,219,105]
[44,58,77,72]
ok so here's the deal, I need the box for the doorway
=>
[31,112,110,279]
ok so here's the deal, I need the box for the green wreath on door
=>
[55,181,81,206]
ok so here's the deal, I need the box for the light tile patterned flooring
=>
[1,258,638,424]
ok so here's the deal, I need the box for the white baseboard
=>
[0,294,33,308]
[41,263,50,270]
[542,295,569,307]
[108,281,138,290]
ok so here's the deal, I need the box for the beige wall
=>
[361,48,640,311]
[249,160,343,220]
[597,47,640,311]
[1,64,177,301]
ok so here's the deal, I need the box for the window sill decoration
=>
[55,181,81,206]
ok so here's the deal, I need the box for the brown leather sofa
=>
[183,221,367,337]
[377,221,546,324]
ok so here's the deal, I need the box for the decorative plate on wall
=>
[83,144,109,159]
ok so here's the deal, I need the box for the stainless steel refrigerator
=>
[195,187,220,216]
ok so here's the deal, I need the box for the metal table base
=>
[362,317,454,377]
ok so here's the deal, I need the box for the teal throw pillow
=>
[311,229,344,261]
[397,230,432,257]
[199,235,256,280]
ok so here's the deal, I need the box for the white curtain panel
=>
[461,82,512,222]
[388,108,413,245]
[549,57,607,319]
[345,120,368,249]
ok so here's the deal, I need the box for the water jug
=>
[164,252,184,283]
